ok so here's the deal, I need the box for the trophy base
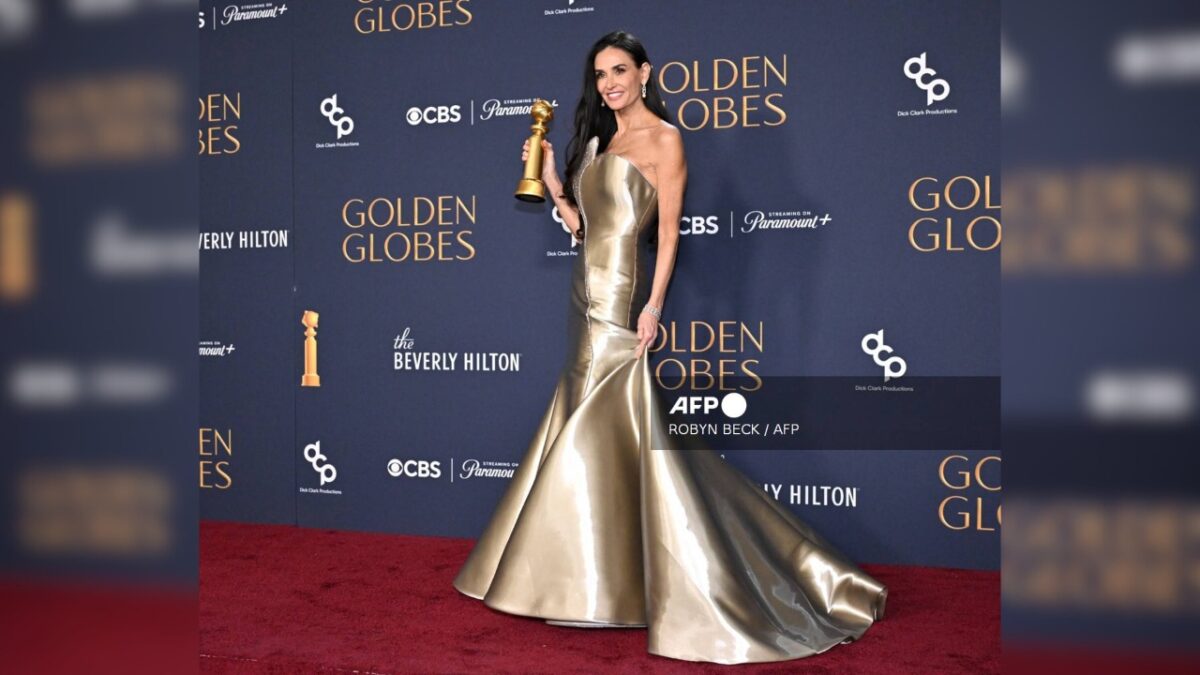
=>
[514,178,546,203]
[301,375,321,387]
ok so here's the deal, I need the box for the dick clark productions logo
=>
[321,94,355,139]
[904,52,950,106]
[861,330,907,382]
[304,441,337,485]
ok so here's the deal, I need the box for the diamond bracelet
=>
[642,303,662,319]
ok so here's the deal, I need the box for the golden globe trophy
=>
[514,99,555,202]
[300,310,321,387]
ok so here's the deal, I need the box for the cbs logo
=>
[387,458,442,478]
[680,215,719,236]
[406,105,462,126]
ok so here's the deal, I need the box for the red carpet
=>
[200,521,998,673]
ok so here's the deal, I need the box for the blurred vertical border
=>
[1003,0,1200,672]
[0,1,198,674]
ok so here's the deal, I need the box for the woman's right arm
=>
[547,178,582,239]
[525,139,582,240]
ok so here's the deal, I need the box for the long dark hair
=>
[562,30,670,206]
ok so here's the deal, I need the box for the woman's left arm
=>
[636,127,687,356]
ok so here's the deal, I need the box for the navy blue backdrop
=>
[200,0,1000,569]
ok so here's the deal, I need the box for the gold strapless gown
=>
[454,136,886,664]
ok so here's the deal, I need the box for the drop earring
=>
[641,83,647,99]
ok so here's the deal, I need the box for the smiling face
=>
[594,46,648,112]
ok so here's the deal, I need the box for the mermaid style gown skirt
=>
[453,136,886,664]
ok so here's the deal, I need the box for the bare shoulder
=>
[650,122,685,165]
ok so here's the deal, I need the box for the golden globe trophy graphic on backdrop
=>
[514,99,555,202]
[301,310,321,387]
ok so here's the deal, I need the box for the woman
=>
[454,30,886,664]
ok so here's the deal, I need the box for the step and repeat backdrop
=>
[200,0,1000,569]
